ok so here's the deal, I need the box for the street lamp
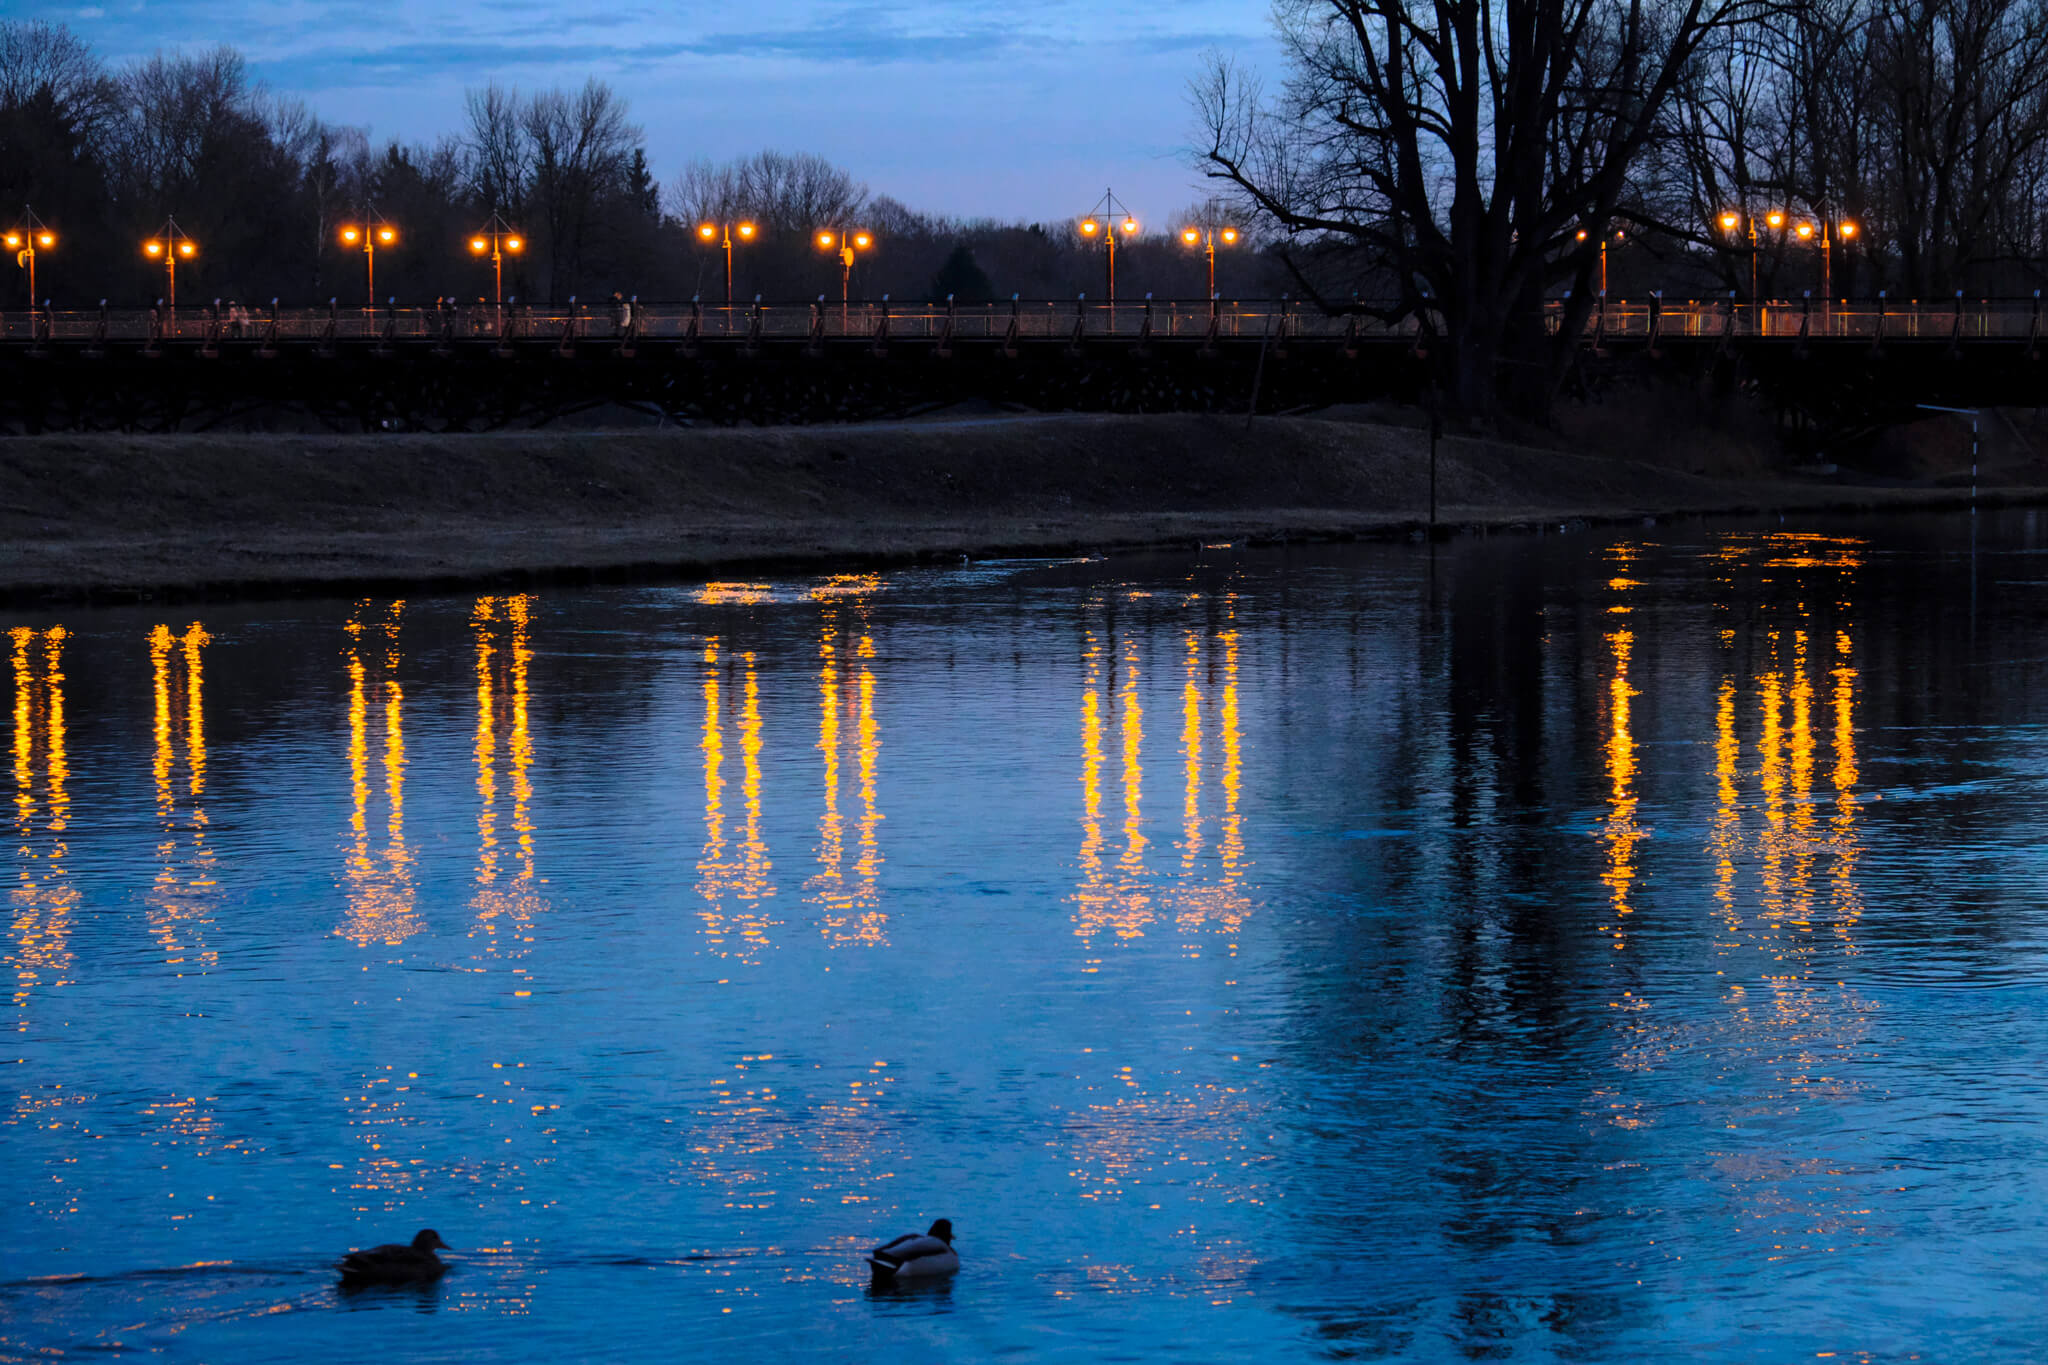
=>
[1715,209,1788,307]
[697,220,758,307]
[1576,226,1625,294]
[815,227,874,327]
[1179,222,1240,298]
[1078,189,1139,302]
[4,207,57,307]
[142,217,198,312]
[339,219,398,309]
[1793,217,1858,309]
[468,213,525,311]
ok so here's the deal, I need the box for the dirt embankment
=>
[1,413,2037,602]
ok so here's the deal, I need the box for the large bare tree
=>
[1197,0,1771,416]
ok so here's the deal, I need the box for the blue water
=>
[5,513,2047,1361]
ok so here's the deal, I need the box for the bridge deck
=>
[1,296,2042,347]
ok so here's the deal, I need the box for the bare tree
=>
[523,78,638,299]
[464,81,530,218]
[1196,0,1773,416]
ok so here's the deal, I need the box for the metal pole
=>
[724,227,733,308]
[1107,229,1115,304]
[366,239,375,310]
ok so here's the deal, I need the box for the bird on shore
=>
[338,1229,451,1287]
[866,1219,958,1285]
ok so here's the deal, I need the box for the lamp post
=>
[5,207,57,307]
[467,213,525,313]
[339,219,398,309]
[1575,226,1626,295]
[697,220,758,307]
[1716,209,1791,324]
[814,227,874,328]
[1793,217,1857,316]
[1078,189,1139,302]
[1179,222,1240,299]
[142,217,198,313]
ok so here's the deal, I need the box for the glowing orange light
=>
[698,223,717,240]
[2,233,18,249]
[817,231,835,248]
[1120,217,1137,234]
[1796,222,1815,240]
[505,237,523,253]
[377,227,396,244]
[1839,221,1858,239]
[340,226,361,244]
[853,232,872,249]
[470,237,488,254]
[1182,227,1200,245]
[736,222,756,239]
[1720,211,1740,230]
[178,241,195,257]
[1767,210,1785,229]
[1220,227,1239,244]
[1613,228,1626,240]
[1079,219,1099,237]
[1576,229,1589,241]
[37,232,54,248]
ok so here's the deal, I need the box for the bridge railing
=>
[0,296,2041,344]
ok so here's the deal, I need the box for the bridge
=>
[1,294,2042,432]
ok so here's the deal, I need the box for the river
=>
[4,511,2045,1361]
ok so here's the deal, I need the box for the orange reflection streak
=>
[850,633,884,940]
[145,623,218,973]
[1711,677,1740,928]
[1218,626,1243,886]
[508,594,535,884]
[808,616,846,923]
[1180,630,1202,872]
[474,598,499,889]
[1075,623,1159,946]
[697,637,729,938]
[1073,629,1110,962]
[9,626,76,1021]
[812,614,887,947]
[1757,644,1787,925]
[1173,616,1252,946]
[469,596,546,986]
[1830,630,1863,943]
[1787,630,1817,931]
[339,600,419,946]
[1120,637,1146,873]
[1599,588,1643,946]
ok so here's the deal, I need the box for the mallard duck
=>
[338,1229,451,1287]
[866,1219,957,1285]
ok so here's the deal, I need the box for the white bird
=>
[866,1218,958,1284]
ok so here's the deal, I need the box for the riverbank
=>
[3,413,2039,603]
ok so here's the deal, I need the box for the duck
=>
[866,1218,958,1285]
[338,1229,451,1287]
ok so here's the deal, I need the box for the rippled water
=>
[5,512,2048,1361]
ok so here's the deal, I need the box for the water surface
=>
[6,513,2047,1361]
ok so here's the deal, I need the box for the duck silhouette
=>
[866,1218,958,1285]
[338,1229,451,1287]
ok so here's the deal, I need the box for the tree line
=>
[0,21,1289,313]
[1199,0,2048,414]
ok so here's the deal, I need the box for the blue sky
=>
[27,0,1279,226]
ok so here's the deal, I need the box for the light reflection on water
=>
[5,514,2048,1361]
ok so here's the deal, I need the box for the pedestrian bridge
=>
[1,295,2041,432]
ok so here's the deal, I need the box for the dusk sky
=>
[23,0,1281,228]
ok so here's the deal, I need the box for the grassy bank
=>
[1,413,2034,603]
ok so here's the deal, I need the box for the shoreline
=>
[3,414,2037,606]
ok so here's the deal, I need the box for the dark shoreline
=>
[3,414,2037,607]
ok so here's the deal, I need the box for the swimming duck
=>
[338,1229,451,1287]
[866,1219,958,1284]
